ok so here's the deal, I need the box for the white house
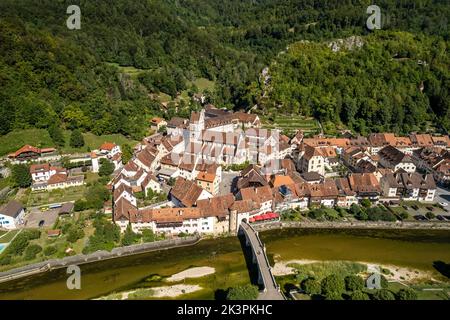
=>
[0,201,25,230]
[100,142,121,158]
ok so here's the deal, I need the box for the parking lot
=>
[24,208,59,228]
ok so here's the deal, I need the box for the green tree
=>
[396,288,418,300]
[321,274,345,296]
[324,291,343,300]
[158,125,167,134]
[226,285,259,300]
[425,212,435,220]
[99,159,114,177]
[142,229,156,243]
[24,244,42,260]
[74,199,87,212]
[48,123,65,147]
[361,199,372,208]
[301,278,321,295]
[345,275,364,292]
[121,224,141,246]
[70,129,85,148]
[66,225,85,243]
[12,164,32,188]
[44,246,57,256]
[121,144,133,165]
[349,290,370,300]
[372,289,395,300]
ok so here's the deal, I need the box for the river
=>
[0,228,449,300]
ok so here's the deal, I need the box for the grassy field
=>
[0,129,54,157]
[61,131,139,154]
[156,77,215,105]
[0,129,139,157]
[107,63,147,79]
[262,115,320,135]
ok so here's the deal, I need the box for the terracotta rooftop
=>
[170,177,208,207]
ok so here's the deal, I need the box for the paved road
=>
[241,222,284,300]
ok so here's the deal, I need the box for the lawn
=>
[0,129,139,157]
[0,129,54,156]
[61,131,139,154]
[190,78,215,92]
[106,63,147,79]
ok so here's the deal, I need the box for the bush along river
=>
[0,228,449,300]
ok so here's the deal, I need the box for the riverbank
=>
[0,235,201,284]
[1,221,449,286]
[97,285,203,300]
[254,221,450,232]
[272,259,434,283]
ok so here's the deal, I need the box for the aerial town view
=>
[0,0,449,308]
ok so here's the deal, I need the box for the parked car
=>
[444,216,450,221]
[412,205,419,210]
[437,215,445,221]
[426,206,434,211]
[414,215,427,221]
[439,202,448,207]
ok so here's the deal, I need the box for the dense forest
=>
[260,32,450,134]
[0,0,449,139]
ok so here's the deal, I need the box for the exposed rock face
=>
[328,36,364,52]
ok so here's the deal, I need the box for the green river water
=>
[0,228,449,300]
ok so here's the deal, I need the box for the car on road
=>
[439,202,448,207]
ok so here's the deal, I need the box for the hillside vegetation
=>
[259,32,450,134]
[0,0,449,140]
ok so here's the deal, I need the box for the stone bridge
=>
[239,221,284,300]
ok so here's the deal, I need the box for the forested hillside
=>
[259,32,450,134]
[0,0,449,140]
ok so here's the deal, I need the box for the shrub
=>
[349,290,370,300]
[301,278,321,295]
[372,289,395,300]
[396,288,418,300]
[321,274,345,296]
[361,199,372,208]
[24,244,43,260]
[142,229,156,243]
[0,255,12,265]
[226,285,259,300]
[44,246,57,256]
[425,212,435,219]
[345,275,364,291]
[23,229,41,240]
[66,226,85,243]
[324,291,343,300]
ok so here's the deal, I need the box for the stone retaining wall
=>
[253,220,450,232]
[0,235,201,284]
